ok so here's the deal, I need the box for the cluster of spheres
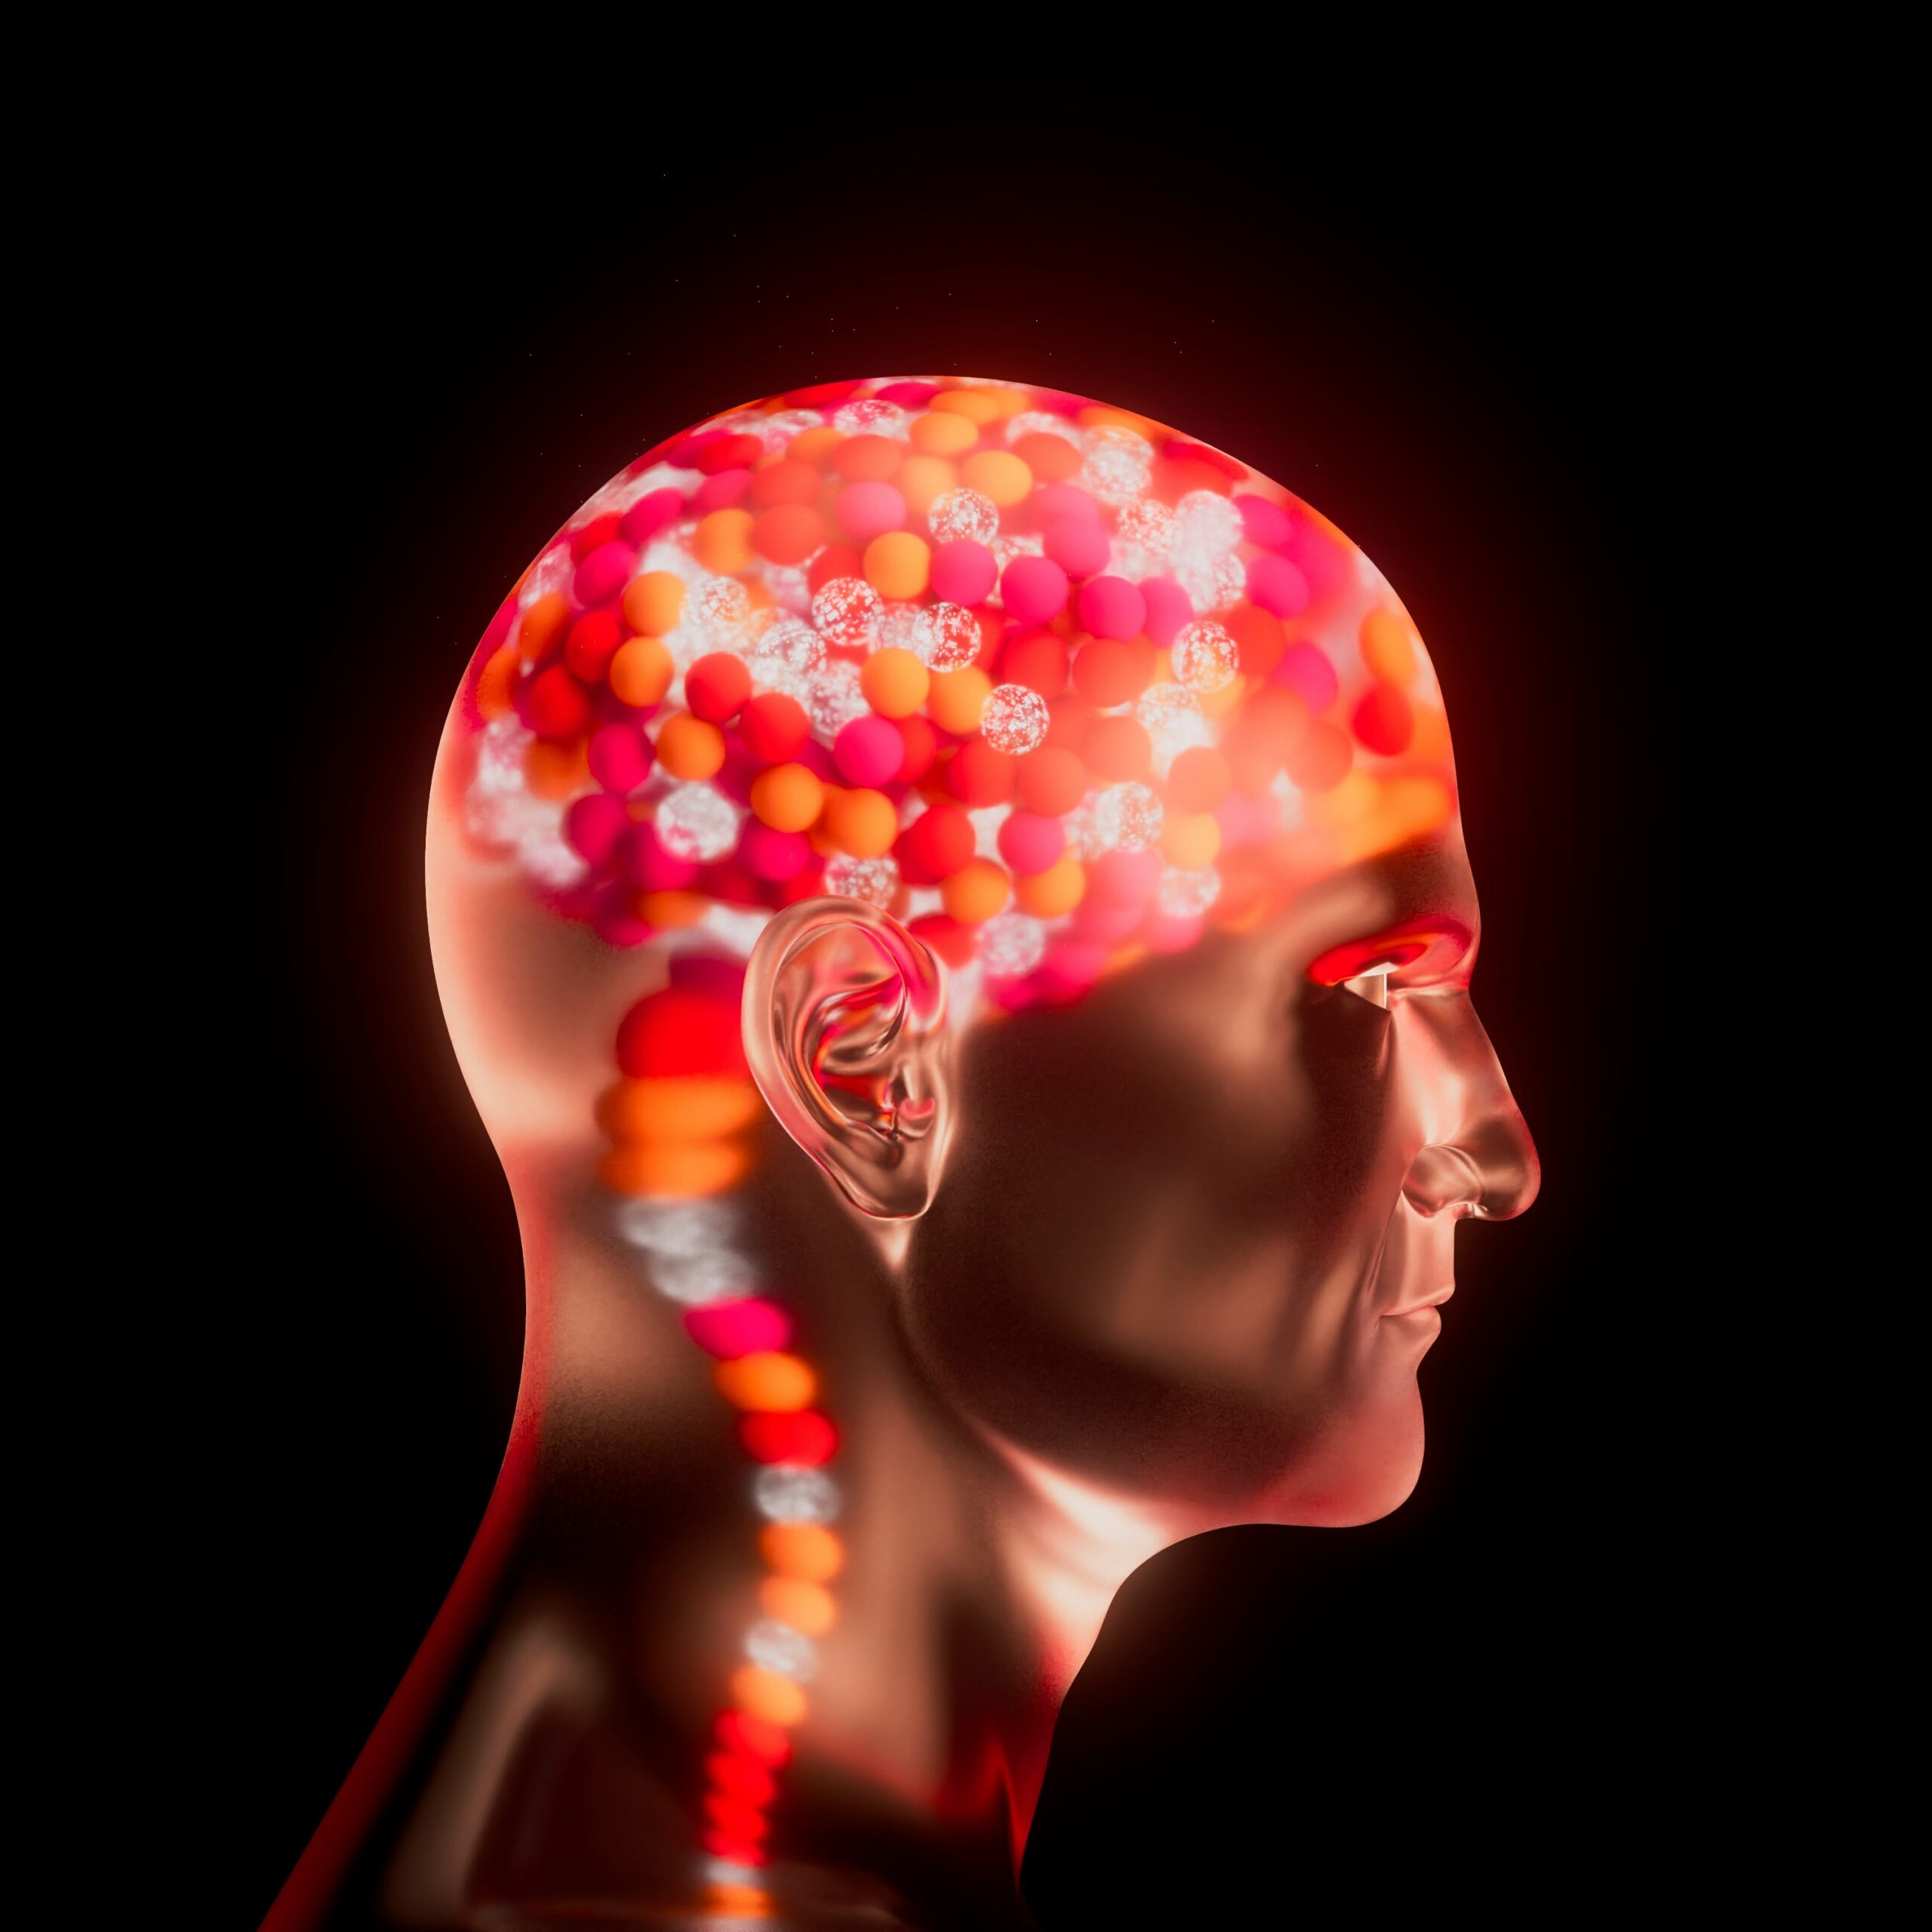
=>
[461,373,1457,1007]
[452,374,1458,1901]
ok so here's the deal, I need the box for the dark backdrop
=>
[162,87,1747,1927]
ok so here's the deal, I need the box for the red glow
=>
[740,1410,838,1466]
[706,1751,777,1806]
[701,1829,769,1866]
[1307,917,1472,986]
[715,1709,792,1767]
[704,1792,771,1840]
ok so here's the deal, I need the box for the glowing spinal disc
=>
[613,1196,740,1256]
[651,1247,762,1307]
[746,1620,819,1681]
[754,1465,841,1524]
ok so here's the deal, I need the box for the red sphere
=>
[686,652,752,724]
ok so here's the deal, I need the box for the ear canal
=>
[743,898,953,1220]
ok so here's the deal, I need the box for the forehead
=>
[444,374,1461,1018]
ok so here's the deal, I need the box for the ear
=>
[743,897,954,1220]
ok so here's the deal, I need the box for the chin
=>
[1261,1386,1427,1528]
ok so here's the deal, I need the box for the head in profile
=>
[281,374,1539,1930]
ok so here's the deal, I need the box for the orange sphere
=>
[860,648,930,718]
[943,857,1011,924]
[823,787,899,857]
[608,635,674,708]
[694,508,755,574]
[760,1521,843,1582]
[750,762,824,832]
[730,1666,808,1728]
[928,666,991,735]
[863,531,931,600]
[657,713,726,780]
[909,411,979,456]
[621,571,685,637]
[516,591,570,663]
[961,449,1032,507]
[715,1352,817,1413]
[1014,853,1084,918]
[758,1575,836,1635]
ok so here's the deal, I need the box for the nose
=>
[1401,1009,1540,1221]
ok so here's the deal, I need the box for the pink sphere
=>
[620,487,685,545]
[930,539,997,605]
[589,720,654,794]
[738,820,811,881]
[1073,900,1147,944]
[1043,518,1111,580]
[1271,641,1340,712]
[1035,940,1109,1004]
[572,540,638,608]
[591,881,653,947]
[694,468,754,512]
[1232,491,1293,549]
[1001,555,1070,624]
[1246,552,1311,618]
[565,792,629,866]
[1076,575,1146,641]
[1033,482,1100,525]
[620,823,699,891]
[1214,789,1278,850]
[1138,576,1191,646]
[685,1298,795,1359]
[1088,847,1162,907]
[997,811,1067,875]
[1143,909,1206,952]
[835,479,908,543]
[834,714,906,787]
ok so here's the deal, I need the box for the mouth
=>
[1381,1287,1454,1319]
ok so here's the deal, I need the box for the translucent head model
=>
[368,375,1539,1927]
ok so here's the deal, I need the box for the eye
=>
[1307,921,1473,1003]
[1340,961,1398,1008]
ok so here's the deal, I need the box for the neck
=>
[485,1127,1186,1920]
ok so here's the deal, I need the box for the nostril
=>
[1462,1116,1540,1221]
[1402,1143,1485,1219]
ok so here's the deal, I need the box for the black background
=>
[148,76,1767,1927]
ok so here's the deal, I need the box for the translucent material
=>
[274,376,1541,1932]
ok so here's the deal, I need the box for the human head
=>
[427,370,1537,1528]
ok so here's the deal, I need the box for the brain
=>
[458,373,1456,1011]
[448,374,1461,1888]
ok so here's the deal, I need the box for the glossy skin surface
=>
[267,375,1537,1930]
[906,829,1536,1531]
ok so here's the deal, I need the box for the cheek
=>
[894,987,1439,1508]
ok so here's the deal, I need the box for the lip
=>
[1381,1288,1454,1319]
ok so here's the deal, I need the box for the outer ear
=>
[743,897,954,1220]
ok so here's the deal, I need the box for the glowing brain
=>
[460,374,1456,1008]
